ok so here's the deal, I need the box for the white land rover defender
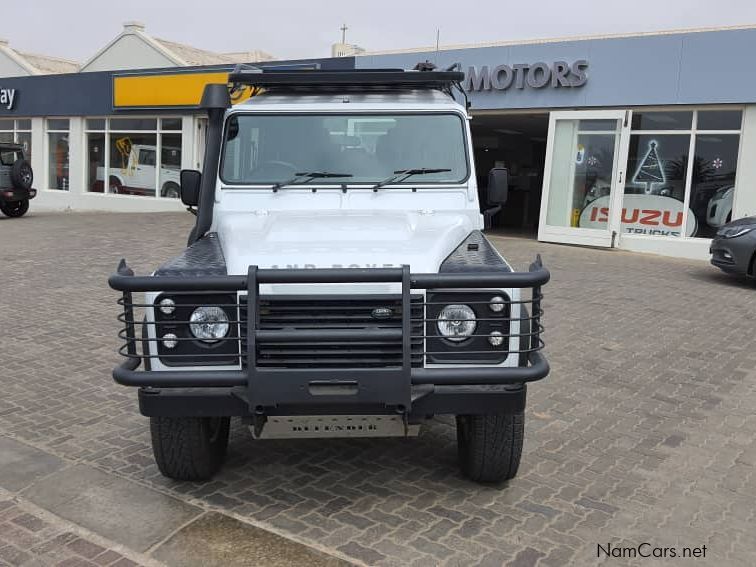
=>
[110,67,549,484]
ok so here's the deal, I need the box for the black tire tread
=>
[162,182,180,198]
[150,416,229,481]
[0,199,29,218]
[457,412,524,483]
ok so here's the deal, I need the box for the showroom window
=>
[85,117,183,198]
[0,119,32,161]
[623,109,742,239]
[47,119,70,191]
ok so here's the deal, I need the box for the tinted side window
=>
[0,150,17,166]
[139,149,156,166]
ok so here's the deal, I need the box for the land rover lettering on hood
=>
[108,66,550,485]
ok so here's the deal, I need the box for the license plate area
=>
[251,414,420,439]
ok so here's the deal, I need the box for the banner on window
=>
[579,194,697,237]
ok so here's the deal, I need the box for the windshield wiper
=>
[271,171,352,192]
[371,168,452,192]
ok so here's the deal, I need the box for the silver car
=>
[710,216,756,279]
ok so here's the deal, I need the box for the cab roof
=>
[228,67,464,93]
[233,89,466,113]
[225,66,468,113]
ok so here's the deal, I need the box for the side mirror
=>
[486,167,509,206]
[180,169,201,207]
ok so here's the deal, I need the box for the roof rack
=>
[228,65,465,94]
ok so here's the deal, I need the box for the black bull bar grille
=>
[110,258,549,409]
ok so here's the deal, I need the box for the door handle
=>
[618,170,624,185]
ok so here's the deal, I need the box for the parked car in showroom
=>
[0,142,36,218]
[710,216,756,279]
[706,185,734,228]
[92,143,181,198]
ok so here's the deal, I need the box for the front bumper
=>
[0,187,37,201]
[710,235,755,276]
[110,259,550,417]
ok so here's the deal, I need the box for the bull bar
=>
[109,258,549,417]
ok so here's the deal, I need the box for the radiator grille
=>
[240,295,423,369]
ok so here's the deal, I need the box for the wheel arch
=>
[161,180,180,196]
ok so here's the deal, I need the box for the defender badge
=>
[371,307,393,319]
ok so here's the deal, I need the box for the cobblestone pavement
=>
[0,487,156,567]
[1,211,755,566]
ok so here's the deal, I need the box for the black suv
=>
[0,143,36,218]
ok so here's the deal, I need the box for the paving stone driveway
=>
[1,211,755,566]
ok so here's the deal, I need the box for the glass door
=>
[538,110,630,247]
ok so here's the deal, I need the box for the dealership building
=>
[1,24,755,259]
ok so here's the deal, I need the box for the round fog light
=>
[159,298,176,315]
[488,331,505,347]
[190,306,230,343]
[489,296,506,313]
[162,333,178,349]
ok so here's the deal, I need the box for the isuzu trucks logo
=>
[464,60,588,92]
[0,88,17,110]
[579,194,697,237]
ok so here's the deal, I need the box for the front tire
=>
[456,411,524,483]
[150,416,230,481]
[108,176,122,194]
[0,199,29,218]
[161,182,180,199]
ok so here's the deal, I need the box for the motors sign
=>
[580,194,697,237]
[464,60,588,92]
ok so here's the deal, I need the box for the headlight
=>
[489,296,506,313]
[713,186,731,199]
[718,226,755,239]
[488,331,505,347]
[162,333,178,349]
[189,306,229,342]
[159,298,176,315]
[437,304,476,342]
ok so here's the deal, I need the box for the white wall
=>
[81,35,176,73]
[732,104,756,219]
[0,50,31,77]
[619,234,711,260]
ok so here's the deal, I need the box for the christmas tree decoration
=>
[633,140,665,194]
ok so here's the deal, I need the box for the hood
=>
[215,209,476,275]
[722,215,756,228]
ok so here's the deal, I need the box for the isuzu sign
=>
[580,194,697,237]
[464,60,588,92]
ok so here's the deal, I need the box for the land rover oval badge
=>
[371,307,393,319]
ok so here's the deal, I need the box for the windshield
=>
[220,113,468,185]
